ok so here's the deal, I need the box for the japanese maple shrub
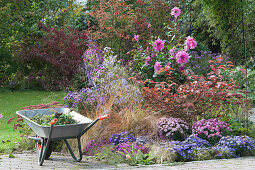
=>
[16,24,88,90]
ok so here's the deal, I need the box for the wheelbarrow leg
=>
[64,137,82,162]
[38,124,54,166]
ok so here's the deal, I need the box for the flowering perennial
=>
[217,136,255,156]
[154,61,162,71]
[164,135,211,161]
[113,141,150,156]
[171,7,181,18]
[192,119,232,144]
[185,36,197,51]
[110,132,136,145]
[153,38,164,51]
[176,51,190,66]
[157,117,189,141]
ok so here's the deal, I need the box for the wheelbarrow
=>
[16,108,110,166]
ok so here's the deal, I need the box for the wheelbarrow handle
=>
[79,114,110,137]
[100,114,110,120]
[49,118,58,125]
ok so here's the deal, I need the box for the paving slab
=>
[0,151,255,170]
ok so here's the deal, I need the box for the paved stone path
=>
[0,151,255,170]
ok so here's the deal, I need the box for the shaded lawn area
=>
[0,89,66,153]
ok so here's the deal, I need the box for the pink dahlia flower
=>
[171,7,181,18]
[145,56,152,65]
[134,35,139,41]
[176,51,189,66]
[153,38,164,51]
[170,47,177,58]
[185,36,197,51]
[154,61,162,71]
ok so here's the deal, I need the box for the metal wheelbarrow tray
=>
[16,108,110,166]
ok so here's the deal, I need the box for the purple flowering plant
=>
[110,132,136,146]
[157,117,190,141]
[216,136,255,157]
[192,119,232,145]
[113,141,150,156]
[130,6,198,85]
[83,138,111,156]
[164,135,211,161]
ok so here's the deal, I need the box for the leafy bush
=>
[192,118,232,145]
[83,138,111,156]
[16,25,88,90]
[110,132,136,146]
[164,135,211,161]
[157,117,189,141]
[210,146,237,159]
[113,141,150,156]
[217,136,255,157]
[143,56,243,122]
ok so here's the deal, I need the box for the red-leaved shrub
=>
[142,56,248,123]
[16,24,88,90]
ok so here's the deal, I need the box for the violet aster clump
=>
[157,117,189,141]
[113,141,150,156]
[110,132,136,145]
[164,135,211,161]
[192,119,232,145]
[216,136,255,157]
[211,145,237,159]
[83,138,111,156]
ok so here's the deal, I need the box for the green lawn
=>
[0,90,67,153]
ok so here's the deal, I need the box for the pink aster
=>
[0,114,2,119]
[134,35,139,41]
[176,51,190,66]
[151,53,155,58]
[153,38,164,51]
[148,23,151,29]
[154,61,162,71]
[171,7,181,18]
[185,36,197,51]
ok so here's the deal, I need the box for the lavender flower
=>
[157,117,189,141]
[192,118,232,145]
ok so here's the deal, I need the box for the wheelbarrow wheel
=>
[35,137,53,159]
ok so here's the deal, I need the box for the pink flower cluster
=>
[192,119,232,139]
[153,38,164,51]
[185,36,197,51]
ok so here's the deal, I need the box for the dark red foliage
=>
[16,25,88,90]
